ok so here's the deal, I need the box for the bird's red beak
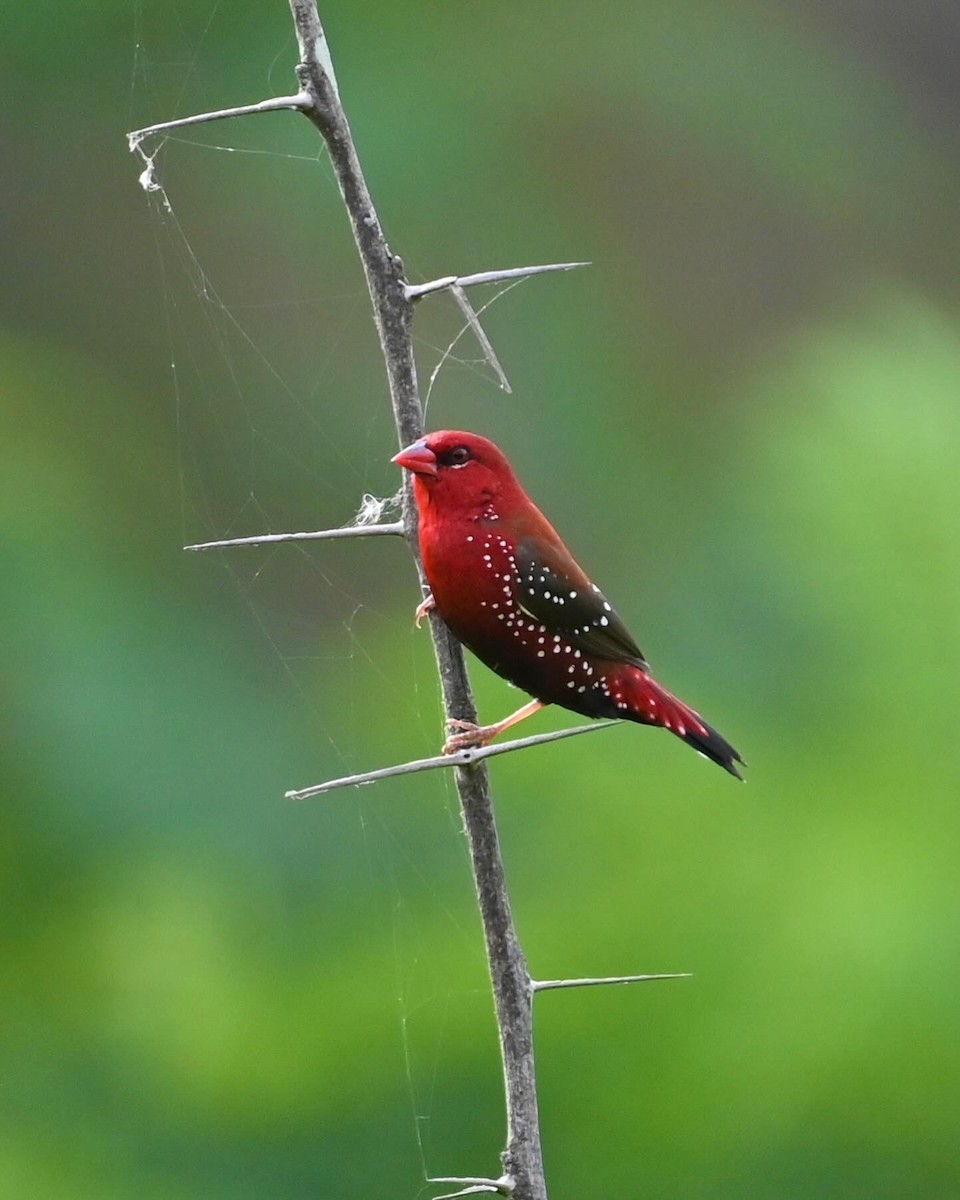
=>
[392,439,438,477]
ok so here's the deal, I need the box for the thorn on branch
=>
[405,261,590,300]
[428,1177,513,1200]
[127,95,308,151]
[285,721,622,800]
[532,973,692,993]
[432,1187,499,1200]
[183,522,404,552]
[450,284,511,393]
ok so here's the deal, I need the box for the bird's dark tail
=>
[626,671,745,779]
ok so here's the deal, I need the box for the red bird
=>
[393,430,744,778]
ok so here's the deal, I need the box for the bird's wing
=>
[514,537,649,668]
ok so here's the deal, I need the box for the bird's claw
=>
[414,592,436,628]
[443,720,493,755]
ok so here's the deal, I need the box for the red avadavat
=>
[394,431,744,777]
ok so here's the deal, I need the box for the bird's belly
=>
[437,586,626,718]
[458,616,629,720]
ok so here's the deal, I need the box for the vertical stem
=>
[459,776,544,1191]
[287,4,547,1195]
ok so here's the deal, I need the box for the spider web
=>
[130,8,522,1191]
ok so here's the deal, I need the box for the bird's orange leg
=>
[414,592,436,628]
[443,699,546,755]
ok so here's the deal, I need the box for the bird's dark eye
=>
[441,446,472,467]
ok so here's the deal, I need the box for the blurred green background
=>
[4,1,960,1196]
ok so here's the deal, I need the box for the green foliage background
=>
[4,2,959,1196]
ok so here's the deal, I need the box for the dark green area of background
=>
[3,2,959,1196]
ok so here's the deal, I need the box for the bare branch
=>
[127,95,307,149]
[406,262,590,300]
[451,284,512,393]
[285,722,620,800]
[183,522,403,552]
[533,973,691,993]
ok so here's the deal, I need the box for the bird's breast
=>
[418,514,604,708]
[420,514,522,642]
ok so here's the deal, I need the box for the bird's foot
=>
[442,700,546,755]
[414,592,436,628]
[442,719,499,755]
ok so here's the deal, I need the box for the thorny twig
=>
[129,7,686,1198]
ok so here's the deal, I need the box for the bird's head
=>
[392,430,521,516]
